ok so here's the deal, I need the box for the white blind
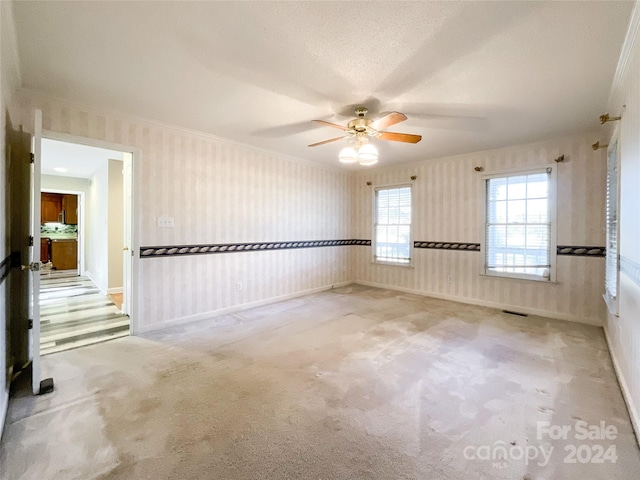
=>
[485,170,551,278]
[375,186,411,264]
[605,139,618,299]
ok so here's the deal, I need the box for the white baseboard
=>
[84,271,107,296]
[137,280,353,334]
[603,326,640,448]
[107,287,123,294]
[353,280,603,327]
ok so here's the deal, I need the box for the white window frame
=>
[481,165,557,282]
[604,130,620,315]
[372,184,413,266]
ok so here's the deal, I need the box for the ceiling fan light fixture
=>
[357,143,378,163]
[311,107,420,167]
[338,146,358,163]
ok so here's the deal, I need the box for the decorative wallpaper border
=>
[140,239,372,258]
[0,254,11,286]
[412,243,607,256]
[556,246,606,257]
[140,240,607,259]
[621,256,640,288]
[414,241,481,251]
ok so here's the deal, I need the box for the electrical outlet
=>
[236,282,243,291]
[447,275,453,283]
[157,216,174,228]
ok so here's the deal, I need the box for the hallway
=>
[40,271,129,355]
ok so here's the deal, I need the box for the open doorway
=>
[40,190,83,276]
[39,138,134,354]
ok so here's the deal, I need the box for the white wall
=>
[41,174,89,194]
[0,0,21,439]
[13,91,351,332]
[86,160,109,293]
[605,2,640,439]
[108,159,123,291]
[351,133,607,326]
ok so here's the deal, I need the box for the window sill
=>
[372,260,414,269]
[480,273,558,284]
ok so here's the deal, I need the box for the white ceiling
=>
[12,1,633,169]
[42,138,123,179]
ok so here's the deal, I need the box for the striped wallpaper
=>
[12,91,351,332]
[605,3,640,437]
[351,134,607,325]
[12,91,609,331]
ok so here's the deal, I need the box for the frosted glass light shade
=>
[357,143,378,165]
[358,156,378,166]
[338,147,358,163]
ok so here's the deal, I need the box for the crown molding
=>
[608,1,640,109]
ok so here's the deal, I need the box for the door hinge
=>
[29,235,34,246]
[28,319,33,329]
[30,153,34,163]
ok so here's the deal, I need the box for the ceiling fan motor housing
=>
[354,107,368,117]
[348,117,372,132]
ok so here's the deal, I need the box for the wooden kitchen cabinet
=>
[62,194,78,224]
[41,193,62,223]
[40,193,78,224]
[51,239,77,270]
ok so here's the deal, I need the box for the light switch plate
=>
[157,216,174,228]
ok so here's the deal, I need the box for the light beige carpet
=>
[1,285,639,479]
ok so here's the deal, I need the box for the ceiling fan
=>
[308,107,421,166]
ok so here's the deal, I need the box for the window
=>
[484,167,555,281]
[374,186,412,264]
[604,136,619,310]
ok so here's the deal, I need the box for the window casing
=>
[604,134,619,313]
[483,167,556,281]
[374,185,412,265]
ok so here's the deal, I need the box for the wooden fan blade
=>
[378,131,422,144]
[308,136,345,147]
[369,112,407,131]
[312,119,350,131]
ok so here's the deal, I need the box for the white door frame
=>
[40,189,85,275]
[41,129,141,335]
[30,110,43,395]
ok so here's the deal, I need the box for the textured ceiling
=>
[12,1,633,168]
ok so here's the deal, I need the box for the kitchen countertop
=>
[42,235,77,241]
